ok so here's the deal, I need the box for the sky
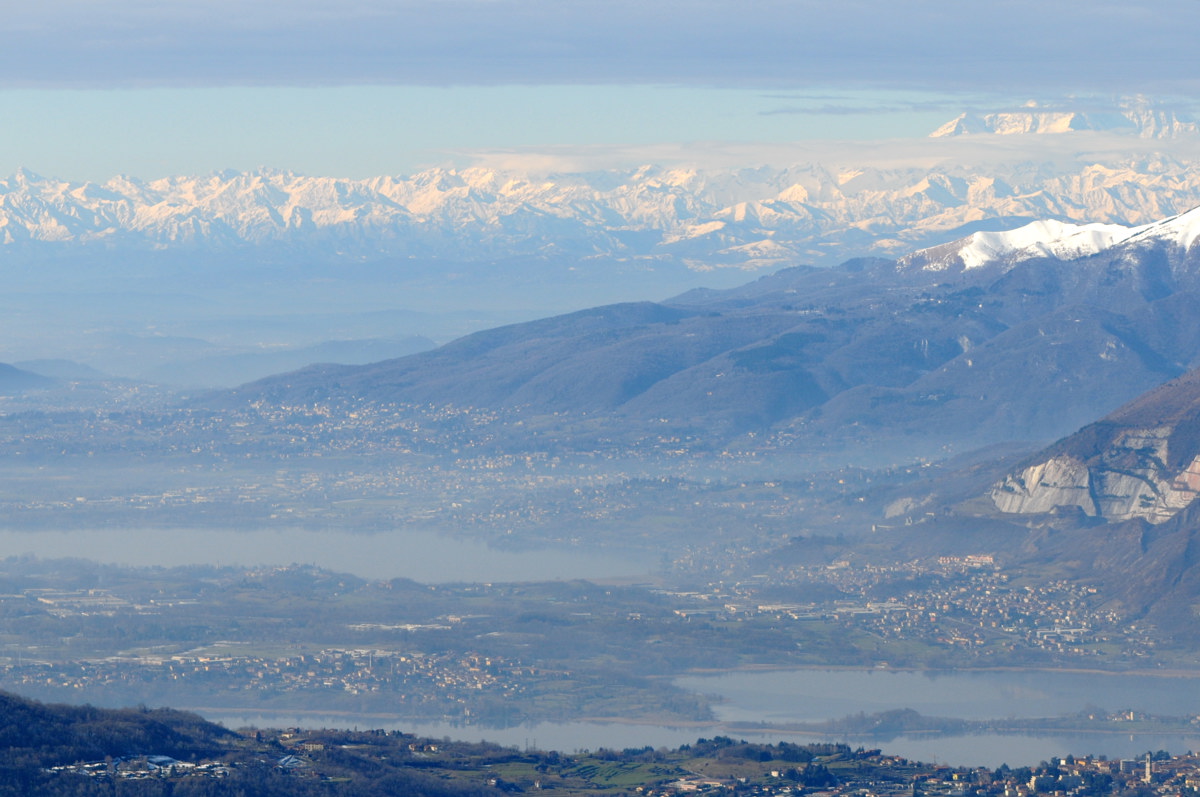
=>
[2,0,1199,181]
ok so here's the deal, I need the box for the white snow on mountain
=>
[5,155,1200,269]
[952,220,1136,269]
[901,200,1200,273]
[1119,205,1200,252]
[930,99,1199,140]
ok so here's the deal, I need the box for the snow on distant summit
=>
[953,220,1135,268]
[900,203,1200,272]
[6,156,1200,269]
[930,99,1199,140]
[901,219,1137,271]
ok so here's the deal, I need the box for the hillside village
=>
[33,726,1200,797]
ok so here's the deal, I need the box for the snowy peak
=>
[930,99,1199,140]
[899,202,1200,274]
[1118,205,1200,252]
[899,219,1137,272]
[5,159,1200,270]
[957,220,1136,267]
[931,110,1116,137]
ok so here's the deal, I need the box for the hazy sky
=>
[2,0,1198,180]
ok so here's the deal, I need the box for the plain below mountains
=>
[231,206,1200,461]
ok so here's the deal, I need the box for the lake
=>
[202,667,1200,768]
[0,526,651,582]
[677,667,1200,766]
[674,667,1200,721]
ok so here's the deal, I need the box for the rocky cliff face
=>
[991,369,1200,523]
[992,432,1200,523]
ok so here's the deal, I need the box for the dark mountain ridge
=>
[226,208,1200,459]
[0,362,54,392]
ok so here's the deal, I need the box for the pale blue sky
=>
[1,0,1197,180]
[0,86,968,181]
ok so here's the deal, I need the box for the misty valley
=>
[8,195,1200,791]
[8,0,1200,783]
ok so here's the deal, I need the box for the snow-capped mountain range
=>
[900,205,1200,272]
[7,154,1200,269]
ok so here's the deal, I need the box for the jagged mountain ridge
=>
[8,155,1200,268]
[228,205,1200,458]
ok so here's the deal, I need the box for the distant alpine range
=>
[4,103,1200,271]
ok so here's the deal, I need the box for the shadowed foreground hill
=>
[0,690,500,796]
[0,690,866,797]
[0,691,236,769]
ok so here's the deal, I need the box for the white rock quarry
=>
[992,426,1200,523]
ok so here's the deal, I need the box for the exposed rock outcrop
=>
[993,431,1200,523]
[992,368,1200,523]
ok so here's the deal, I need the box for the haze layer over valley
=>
[9,97,1200,766]
[9,0,1200,770]
[9,199,1200,629]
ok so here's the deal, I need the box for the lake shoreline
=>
[193,706,1200,742]
[675,663,1200,679]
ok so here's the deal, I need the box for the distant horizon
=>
[5,93,1200,186]
[0,85,965,182]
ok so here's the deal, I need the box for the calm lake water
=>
[674,668,1200,721]
[0,526,650,582]
[203,668,1200,768]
